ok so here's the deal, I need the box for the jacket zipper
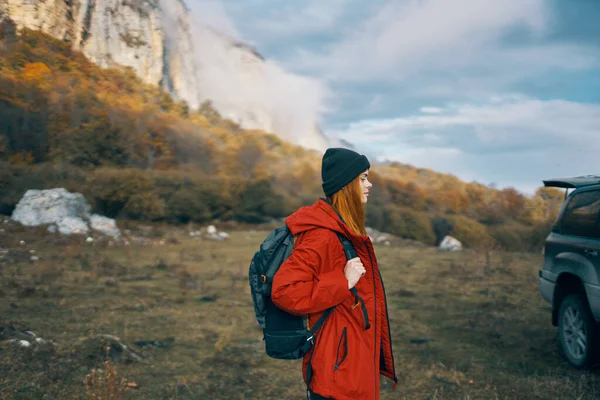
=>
[366,242,377,399]
[378,269,398,383]
[333,327,348,371]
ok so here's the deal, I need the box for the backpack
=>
[248,224,370,366]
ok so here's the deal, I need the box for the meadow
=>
[1,219,599,399]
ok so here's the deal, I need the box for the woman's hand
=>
[344,257,366,289]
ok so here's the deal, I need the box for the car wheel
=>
[558,294,599,368]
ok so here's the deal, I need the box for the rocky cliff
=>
[0,0,329,151]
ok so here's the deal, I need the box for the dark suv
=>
[539,175,600,368]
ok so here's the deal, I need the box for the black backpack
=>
[248,224,370,371]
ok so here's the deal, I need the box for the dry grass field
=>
[1,218,600,399]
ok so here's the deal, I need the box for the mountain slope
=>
[0,27,564,252]
[0,0,329,151]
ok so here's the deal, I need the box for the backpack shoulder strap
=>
[335,232,357,260]
[335,232,370,330]
[307,232,360,339]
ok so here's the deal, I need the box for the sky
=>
[187,0,600,195]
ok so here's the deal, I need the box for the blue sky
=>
[189,0,600,195]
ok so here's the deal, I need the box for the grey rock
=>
[90,214,121,238]
[11,188,121,238]
[11,188,91,228]
[57,216,89,235]
[439,235,462,251]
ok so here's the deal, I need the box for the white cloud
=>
[181,3,332,149]
[219,0,366,44]
[186,0,240,39]
[252,0,350,39]
[420,107,442,114]
[279,0,600,105]
[291,0,547,78]
[328,97,600,194]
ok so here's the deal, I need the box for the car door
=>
[558,188,600,288]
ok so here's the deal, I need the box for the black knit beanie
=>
[321,148,371,196]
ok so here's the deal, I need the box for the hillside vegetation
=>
[0,22,565,252]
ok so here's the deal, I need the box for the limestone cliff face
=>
[0,0,329,151]
[0,0,199,105]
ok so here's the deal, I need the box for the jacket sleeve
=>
[271,230,350,315]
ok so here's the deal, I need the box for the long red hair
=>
[326,174,366,236]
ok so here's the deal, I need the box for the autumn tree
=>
[520,195,548,225]
[50,109,133,167]
[218,134,269,180]
[498,187,526,219]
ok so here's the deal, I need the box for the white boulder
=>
[90,214,121,238]
[11,188,121,238]
[439,235,462,252]
[11,188,91,227]
[203,225,229,241]
[206,233,225,241]
[57,216,89,235]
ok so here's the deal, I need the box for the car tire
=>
[558,294,600,369]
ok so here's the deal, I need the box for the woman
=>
[271,147,398,400]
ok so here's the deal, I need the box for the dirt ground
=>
[1,220,599,399]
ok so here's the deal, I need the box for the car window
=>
[561,189,600,238]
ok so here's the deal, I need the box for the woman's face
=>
[359,170,373,204]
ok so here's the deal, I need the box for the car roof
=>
[543,175,600,189]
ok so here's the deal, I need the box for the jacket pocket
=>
[333,327,348,371]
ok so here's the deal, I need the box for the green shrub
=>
[366,205,385,230]
[165,188,212,223]
[489,224,528,252]
[522,218,554,252]
[384,206,436,245]
[85,167,162,219]
[490,219,553,253]
[446,215,494,249]
[150,170,230,221]
[122,192,165,220]
[0,164,48,214]
[0,163,21,214]
[234,180,285,223]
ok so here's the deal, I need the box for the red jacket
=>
[271,199,398,400]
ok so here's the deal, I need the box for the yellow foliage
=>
[189,114,211,128]
[520,196,548,224]
[21,61,51,81]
